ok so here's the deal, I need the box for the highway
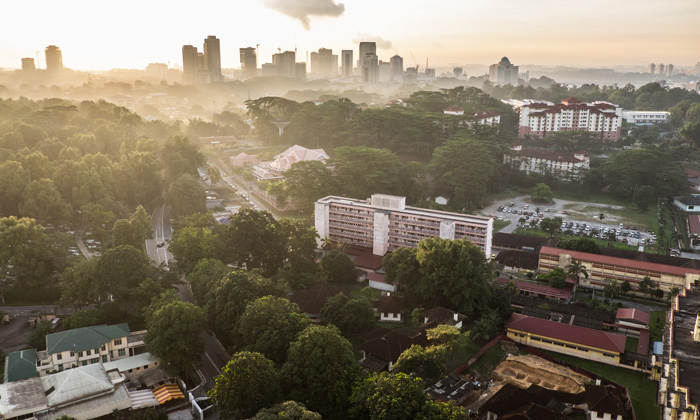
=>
[147,203,230,395]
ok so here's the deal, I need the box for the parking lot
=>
[482,195,657,247]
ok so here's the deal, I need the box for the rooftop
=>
[497,277,572,301]
[42,363,114,406]
[0,377,47,417]
[5,349,38,382]
[103,352,159,373]
[616,308,651,326]
[672,288,700,406]
[46,323,130,355]
[506,313,627,354]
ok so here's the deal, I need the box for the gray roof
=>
[5,349,38,382]
[675,195,700,206]
[46,323,130,354]
[41,363,113,406]
[0,377,48,417]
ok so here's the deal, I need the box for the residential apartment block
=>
[621,110,670,125]
[504,97,622,141]
[538,246,700,293]
[503,145,590,180]
[314,194,493,257]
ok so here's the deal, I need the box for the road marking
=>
[206,352,222,375]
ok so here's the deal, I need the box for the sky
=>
[1,0,698,71]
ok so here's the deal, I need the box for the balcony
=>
[329,220,372,233]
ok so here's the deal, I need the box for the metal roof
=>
[46,323,130,354]
[41,363,113,407]
[5,349,38,382]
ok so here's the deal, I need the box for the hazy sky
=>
[1,0,698,71]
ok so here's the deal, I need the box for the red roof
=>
[367,272,391,284]
[506,313,627,354]
[688,215,700,235]
[562,97,582,104]
[497,277,572,300]
[354,253,383,270]
[637,329,650,355]
[540,246,700,277]
[616,308,651,326]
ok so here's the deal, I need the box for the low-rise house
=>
[4,349,38,382]
[103,352,160,382]
[252,144,328,182]
[367,272,396,293]
[497,277,572,303]
[615,308,650,336]
[674,194,700,213]
[358,324,433,372]
[422,307,466,329]
[621,110,669,125]
[375,295,404,323]
[289,284,349,322]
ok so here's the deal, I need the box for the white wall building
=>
[314,194,493,257]
[504,145,590,180]
[621,110,670,125]
[489,56,519,86]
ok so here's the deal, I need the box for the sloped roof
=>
[422,306,466,326]
[497,277,572,300]
[584,384,630,417]
[289,285,349,315]
[359,326,429,364]
[46,323,130,354]
[268,144,328,172]
[495,250,540,270]
[376,295,404,314]
[616,308,650,326]
[41,363,113,406]
[354,253,383,270]
[675,195,700,206]
[5,349,38,382]
[505,313,627,354]
[0,377,47,416]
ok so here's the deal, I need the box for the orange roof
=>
[154,383,184,404]
[506,313,627,354]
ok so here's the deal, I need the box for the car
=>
[157,241,165,247]
[497,216,503,221]
[562,211,567,215]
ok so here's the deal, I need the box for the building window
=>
[118,349,126,357]
[114,339,123,346]
[101,344,106,351]
[86,349,91,356]
[57,353,63,360]
[70,351,75,357]
[78,351,83,357]
[102,355,108,363]
[81,360,88,366]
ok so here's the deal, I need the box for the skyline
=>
[1,0,699,71]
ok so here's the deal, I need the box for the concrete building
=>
[314,194,493,257]
[361,52,379,84]
[504,145,590,180]
[45,45,63,73]
[505,97,623,141]
[310,48,337,77]
[648,63,657,74]
[357,42,376,71]
[203,35,222,82]
[489,56,519,86]
[253,144,328,181]
[295,62,307,80]
[239,47,257,79]
[390,55,403,81]
[453,67,463,78]
[182,44,198,84]
[621,110,670,125]
[273,50,297,78]
[658,64,666,76]
[21,57,35,75]
[341,49,353,78]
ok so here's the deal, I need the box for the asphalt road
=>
[0,305,84,353]
[147,203,229,394]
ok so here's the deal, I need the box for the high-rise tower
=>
[182,45,198,84]
[45,45,63,73]
[341,50,353,78]
[240,47,257,79]
[204,35,222,82]
[389,55,403,82]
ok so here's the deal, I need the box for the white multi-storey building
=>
[621,111,670,125]
[504,97,622,141]
[314,194,493,257]
[504,145,590,180]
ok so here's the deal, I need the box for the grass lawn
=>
[493,219,511,232]
[625,337,639,353]
[649,311,666,342]
[543,352,661,420]
[467,342,508,378]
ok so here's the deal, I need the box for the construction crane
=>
[256,43,260,57]
[410,51,420,72]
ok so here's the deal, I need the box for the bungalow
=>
[4,349,38,382]
[674,194,700,213]
[422,307,466,329]
[375,295,404,323]
[358,323,433,372]
[367,272,396,293]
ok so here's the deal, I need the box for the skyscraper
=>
[21,58,35,75]
[273,51,296,78]
[362,53,379,84]
[310,48,337,77]
[390,55,403,81]
[358,42,376,71]
[648,63,656,74]
[488,56,519,86]
[182,45,198,84]
[341,50,353,78]
[453,67,463,78]
[204,35,222,82]
[45,45,63,73]
[240,47,257,79]
[658,63,665,76]
[666,64,674,77]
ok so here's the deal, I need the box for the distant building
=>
[310,48,338,77]
[424,68,435,79]
[357,42,376,71]
[295,62,307,80]
[658,63,666,76]
[693,62,700,77]
[648,63,656,74]
[314,194,493,257]
[145,63,168,79]
[453,67,463,78]
[489,56,519,86]
[504,145,590,180]
[253,144,328,181]
[666,64,674,77]
[341,50,353,78]
[45,45,63,73]
[203,35,222,82]
[621,110,669,125]
[443,106,464,115]
[21,57,35,75]
[239,47,258,79]
[505,97,623,141]
[182,44,198,83]
[389,55,403,81]
[273,50,297,78]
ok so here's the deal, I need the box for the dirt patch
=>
[491,354,591,393]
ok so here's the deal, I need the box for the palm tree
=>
[504,280,520,303]
[566,259,588,300]
[668,286,681,300]
[603,280,622,309]
[598,213,605,221]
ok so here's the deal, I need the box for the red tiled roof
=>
[377,295,404,313]
[540,246,700,277]
[637,329,650,355]
[562,97,582,104]
[497,277,572,300]
[688,215,700,235]
[616,308,651,325]
[354,253,383,270]
[685,168,700,178]
[505,313,627,353]
[367,272,391,284]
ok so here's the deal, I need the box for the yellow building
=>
[505,313,627,366]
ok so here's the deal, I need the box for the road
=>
[147,203,229,394]
[0,305,85,353]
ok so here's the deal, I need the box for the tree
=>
[252,401,321,420]
[393,345,448,382]
[540,217,563,237]
[639,276,653,297]
[19,178,73,226]
[238,296,311,365]
[556,237,601,254]
[320,293,376,336]
[168,174,206,217]
[469,309,503,344]
[168,226,220,274]
[538,268,567,288]
[603,280,622,309]
[145,291,205,375]
[668,286,681,299]
[281,325,363,419]
[187,258,231,305]
[64,309,102,330]
[503,280,520,303]
[566,259,589,298]
[27,321,54,351]
[621,280,632,295]
[278,218,321,290]
[330,146,403,199]
[530,183,554,202]
[350,372,429,420]
[282,160,337,212]
[599,213,605,221]
[653,288,665,300]
[96,244,154,313]
[633,185,655,213]
[209,352,282,420]
[206,166,222,187]
[0,160,30,217]
[321,250,357,284]
[59,258,100,307]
